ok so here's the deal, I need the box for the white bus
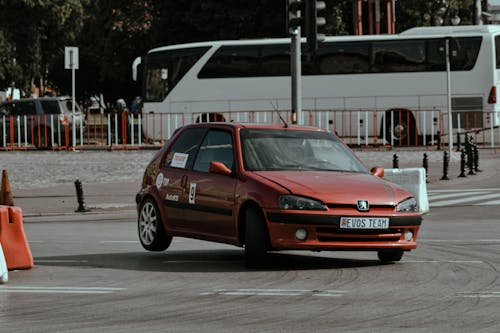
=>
[133,25,500,145]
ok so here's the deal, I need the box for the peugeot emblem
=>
[357,200,369,212]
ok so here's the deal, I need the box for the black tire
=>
[138,198,172,251]
[196,113,226,123]
[244,207,269,268]
[378,249,404,263]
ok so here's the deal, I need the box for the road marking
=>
[404,260,483,264]
[457,292,500,298]
[477,199,500,205]
[200,289,348,297]
[428,191,486,200]
[420,239,500,243]
[430,193,500,207]
[99,241,137,244]
[0,286,126,294]
[36,260,89,263]
[428,188,500,192]
[428,189,500,207]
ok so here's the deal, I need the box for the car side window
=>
[12,102,36,116]
[193,130,234,173]
[164,127,206,169]
[40,100,61,114]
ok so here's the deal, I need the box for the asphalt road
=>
[2,149,500,332]
[2,199,500,332]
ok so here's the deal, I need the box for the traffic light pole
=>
[291,27,302,125]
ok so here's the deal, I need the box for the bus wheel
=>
[384,110,416,145]
[196,113,226,123]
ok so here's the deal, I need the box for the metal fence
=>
[1,109,499,150]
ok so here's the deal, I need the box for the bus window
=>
[451,37,482,71]
[312,42,370,74]
[260,44,290,76]
[425,39,446,71]
[372,40,427,73]
[144,47,209,102]
[198,45,259,78]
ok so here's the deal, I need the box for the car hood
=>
[254,171,411,205]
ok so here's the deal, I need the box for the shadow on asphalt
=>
[35,250,385,272]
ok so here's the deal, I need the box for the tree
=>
[0,0,86,95]
[0,0,483,103]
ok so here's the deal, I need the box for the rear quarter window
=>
[40,100,61,114]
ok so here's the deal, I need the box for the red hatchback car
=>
[136,123,422,267]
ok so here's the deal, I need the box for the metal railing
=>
[2,109,500,150]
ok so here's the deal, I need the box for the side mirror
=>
[370,166,384,178]
[209,161,232,176]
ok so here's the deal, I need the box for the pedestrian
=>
[111,98,130,144]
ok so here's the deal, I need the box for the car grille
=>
[316,227,402,242]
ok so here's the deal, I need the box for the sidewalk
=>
[6,148,500,217]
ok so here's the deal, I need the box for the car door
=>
[182,129,238,241]
[156,127,207,231]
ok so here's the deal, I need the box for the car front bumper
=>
[266,212,422,251]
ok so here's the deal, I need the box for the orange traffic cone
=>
[0,169,14,206]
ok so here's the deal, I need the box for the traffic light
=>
[305,0,326,54]
[287,0,304,34]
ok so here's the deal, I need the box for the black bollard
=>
[74,179,90,212]
[473,144,481,172]
[437,130,441,150]
[423,153,429,183]
[458,149,467,178]
[465,137,475,176]
[392,154,399,168]
[441,151,449,180]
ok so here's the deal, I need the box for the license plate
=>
[340,217,389,229]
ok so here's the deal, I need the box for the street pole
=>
[65,46,78,149]
[291,27,302,125]
[71,49,76,149]
[445,38,453,158]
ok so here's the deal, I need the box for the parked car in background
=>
[0,96,84,148]
[136,122,423,268]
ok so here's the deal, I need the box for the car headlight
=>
[396,197,418,212]
[279,195,326,211]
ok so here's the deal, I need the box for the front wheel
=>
[378,249,404,263]
[138,198,172,251]
[244,208,269,268]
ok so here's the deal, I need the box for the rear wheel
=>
[244,208,269,268]
[378,249,404,263]
[138,198,172,251]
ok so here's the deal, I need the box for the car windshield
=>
[240,128,368,173]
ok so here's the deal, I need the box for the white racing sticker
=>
[155,173,164,189]
[171,153,189,168]
[189,183,197,204]
[155,173,169,189]
[165,194,179,202]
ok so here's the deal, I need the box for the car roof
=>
[182,122,328,132]
[0,96,71,105]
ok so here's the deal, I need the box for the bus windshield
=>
[144,47,209,102]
